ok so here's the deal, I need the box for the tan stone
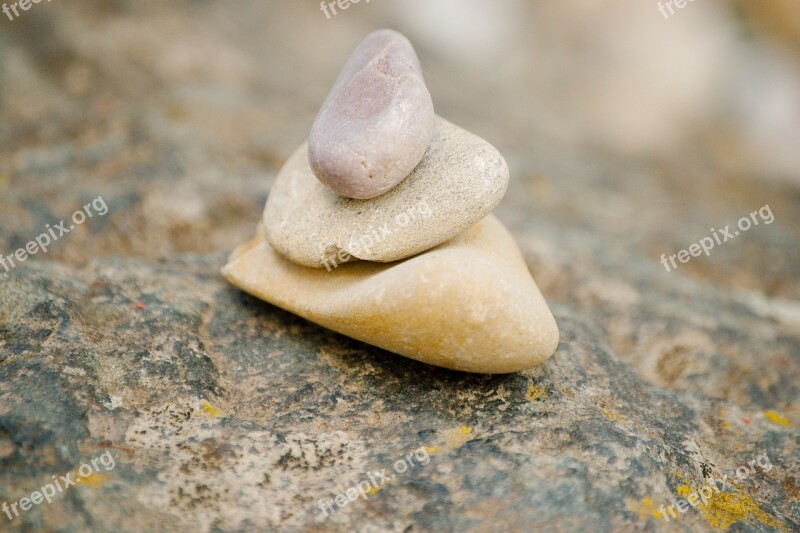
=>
[222,215,559,374]
[264,116,509,268]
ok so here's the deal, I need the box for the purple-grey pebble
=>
[308,29,435,200]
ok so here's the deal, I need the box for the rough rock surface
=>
[308,29,434,199]
[1,2,799,532]
[224,215,559,373]
[265,117,509,267]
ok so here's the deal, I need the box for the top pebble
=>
[307,29,435,200]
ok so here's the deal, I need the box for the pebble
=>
[264,116,509,268]
[223,215,559,374]
[308,29,435,199]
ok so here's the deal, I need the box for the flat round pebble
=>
[264,116,509,268]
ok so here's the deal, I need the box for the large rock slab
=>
[264,116,509,268]
[223,215,559,373]
[1,255,797,532]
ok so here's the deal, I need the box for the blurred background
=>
[2,1,799,295]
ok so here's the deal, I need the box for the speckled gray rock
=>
[2,254,798,533]
[308,29,435,199]
[265,116,509,268]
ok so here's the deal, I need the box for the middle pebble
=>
[264,116,509,268]
[308,29,435,200]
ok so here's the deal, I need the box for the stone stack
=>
[223,29,559,373]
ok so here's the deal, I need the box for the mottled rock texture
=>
[308,29,434,199]
[265,117,508,267]
[1,2,799,532]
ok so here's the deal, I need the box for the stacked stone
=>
[223,30,558,373]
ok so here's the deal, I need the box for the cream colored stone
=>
[222,215,559,374]
[263,116,509,268]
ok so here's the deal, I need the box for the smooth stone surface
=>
[308,29,435,199]
[224,215,559,374]
[265,116,509,268]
